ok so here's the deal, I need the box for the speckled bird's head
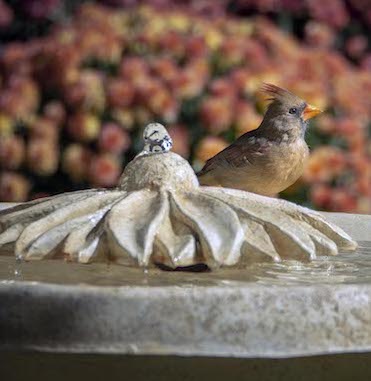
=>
[260,83,322,139]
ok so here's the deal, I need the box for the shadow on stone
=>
[1,352,371,381]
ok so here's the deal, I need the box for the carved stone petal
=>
[201,188,335,260]
[289,219,338,256]
[63,207,112,263]
[170,191,245,266]
[0,190,104,248]
[107,190,168,266]
[208,187,356,250]
[154,214,196,267]
[23,213,98,260]
[0,224,24,246]
[76,237,101,264]
[240,218,281,262]
[0,189,100,231]
[14,191,124,258]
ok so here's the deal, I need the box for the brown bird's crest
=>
[261,83,301,105]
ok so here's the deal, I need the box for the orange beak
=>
[302,104,322,121]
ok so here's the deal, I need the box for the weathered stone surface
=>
[0,281,370,357]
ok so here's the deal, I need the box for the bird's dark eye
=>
[289,107,297,114]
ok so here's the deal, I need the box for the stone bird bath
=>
[0,123,357,267]
[0,123,370,378]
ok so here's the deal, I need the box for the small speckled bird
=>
[197,83,322,196]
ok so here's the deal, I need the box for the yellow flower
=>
[168,13,190,32]
[0,113,13,136]
[204,28,223,50]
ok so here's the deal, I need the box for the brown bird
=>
[197,83,322,197]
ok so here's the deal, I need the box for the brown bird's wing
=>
[198,133,272,177]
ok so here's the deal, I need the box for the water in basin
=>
[0,241,370,287]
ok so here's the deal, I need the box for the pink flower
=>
[345,35,368,60]
[307,0,349,29]
[208,78,237,100]
[88,154,121,187]
[0,0,13,28]
[167,124,190,158]
[20,0,61,20]
[305,21,335,48]
[98,123,131,155]
[106,78,135,109]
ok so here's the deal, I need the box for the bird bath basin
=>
[0,210,370,349]
[1,212,371,380]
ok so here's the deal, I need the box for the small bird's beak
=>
[302,104,322,121]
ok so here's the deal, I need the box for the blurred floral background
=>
[0,0,369,213]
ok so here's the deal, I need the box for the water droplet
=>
[14,254,23,279]
[128,343,139,354]
[141,266,149,285]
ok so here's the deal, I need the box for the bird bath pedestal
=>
[0,124,370,380]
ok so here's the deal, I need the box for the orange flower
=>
[195,136,228,163]
[62,144,92,182]
[218,36,246,69]
[310,184,332,209]
[0,135,25,170]
[119,57,149,81]
[200,96,234,134]
[185,35,208,59]
[230,68,252,96]
[111,108,135,130]
[0,172,30,202]
[43,101,66,126]
[158,30,185,59]
[27,139,59,176]
[64,70,106,112]
[67,113,101,142]
[208,78,237,100]
[329,188,357,213]
[170,67,206,100]
[150,57,179,84]
[234,101,262,136]
[29,117,59,142]
[106,78,135,109]
[304,147,346,183]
